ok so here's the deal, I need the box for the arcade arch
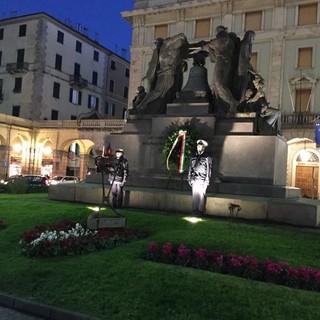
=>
[292,147,320,199]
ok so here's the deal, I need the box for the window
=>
[17,49,25,63]
[19,24,27,37]
[124,86,128,99]
[53,82,60,98]
[55,54,62,70]
[111,60,116,70]
[295,89,311,113]
[110,103,116,116]
[245,11,262,31]
[0,28,3,40]
[125,68,130,78]
[87,95,99,109]
[57,30,64,44]
[93,50,99,62]
[105,101,115,116]
[0,51,2,66]
[250,52,258,71]
[74,63,81,76]
[298,3,317,26]
[92,71,98,85]
[195,18,210,38]
[76,40,82,53]
[51,110,59,120]
[12,106,20,117]
[154,24,168,39]
[298,47,313,68]
[13,78,22,93]
[71,115,77,120]
[109,80,114,92]
[69,88,82,105]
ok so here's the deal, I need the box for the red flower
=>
[194,248,207,260]
[162,242,173,255]
[177,244,191,257]
[148,242,159,252]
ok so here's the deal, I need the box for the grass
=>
[1,193,320,319]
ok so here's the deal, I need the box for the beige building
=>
[0,12,129,120]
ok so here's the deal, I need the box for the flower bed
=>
[142,242,320,292]
[19,220,149,257]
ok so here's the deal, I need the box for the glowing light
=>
[300,150,310,162]
[87,206,106,212]
[183,216,204,223]
[12,144,22,152]
[43,146,52,155]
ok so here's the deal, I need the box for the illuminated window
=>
[298,3,317,26]
[295,89,311,113]
[245,11,262,31]
[195,19,210,38]
[298,47,313,68]
[155,24,168,40]
[69,88,82,105]
[250,52,258,71]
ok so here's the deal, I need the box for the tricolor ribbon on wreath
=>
[166,130,187,173]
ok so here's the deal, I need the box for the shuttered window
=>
[298,3,317,26]
[250,52,258,71]
[154,24,168,39]
[298,47,313,68]
[195,18,210,38]
[295,89,311,112]
[245,11,262,31]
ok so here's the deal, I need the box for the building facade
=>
[0,13,129,121]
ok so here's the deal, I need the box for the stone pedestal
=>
[85,110,298,199]
[87,214,126,229]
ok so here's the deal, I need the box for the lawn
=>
[1,193,320,319]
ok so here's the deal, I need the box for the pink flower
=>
[148,242,159,252]
[162,242,173,255]
[177,244,191,258]
[194,248,207,260]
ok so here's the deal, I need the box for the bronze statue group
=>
[130,25,280,133]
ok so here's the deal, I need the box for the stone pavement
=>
[0,292,100,320]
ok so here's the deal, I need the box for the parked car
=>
[1,175,22,185]
[2,175,49,186]
[49,176,79,185]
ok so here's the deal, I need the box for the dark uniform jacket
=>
[110,157,129,183]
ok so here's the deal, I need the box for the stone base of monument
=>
[87,213,126,230]
[49,184,320,228]
[214,182,300,198]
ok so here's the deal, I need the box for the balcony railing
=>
[6,62,29,74]
[281,113,320,128]
[69,75,88,88]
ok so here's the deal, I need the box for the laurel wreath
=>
[161,121,199,174]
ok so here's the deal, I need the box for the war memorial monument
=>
[49,27,320,227]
